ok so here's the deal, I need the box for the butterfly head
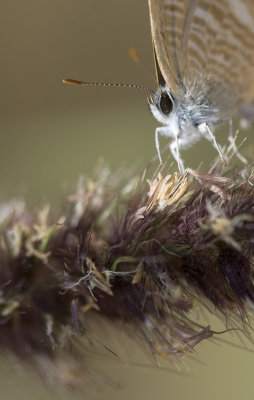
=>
[148,85,185,136]
[149,86,174,122]
[148,85,202,139]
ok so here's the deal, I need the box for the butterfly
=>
[148,0,254,171]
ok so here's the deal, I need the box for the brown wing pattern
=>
[204,0,254,108]
[148,0,254,115]
[148,0,188,96]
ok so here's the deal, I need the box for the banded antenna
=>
[62,78,154,95]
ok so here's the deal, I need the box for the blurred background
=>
[1,0,254,399]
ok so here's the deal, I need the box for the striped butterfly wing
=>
[148,0,254,118]
[148,0,189,97]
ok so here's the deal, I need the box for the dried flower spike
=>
[1,155,254,390]
[147,172,189,210]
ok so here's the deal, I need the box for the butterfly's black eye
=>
[159,93,173,115]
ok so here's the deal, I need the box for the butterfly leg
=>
[199,123,225,164]
[155,126,175,163]
[155,127,162,163]
[155,127,185,172]
[227,119,247,164]
[170,138,185,173]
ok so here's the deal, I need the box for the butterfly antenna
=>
[129,47,157,86]
[62,78,154,94]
